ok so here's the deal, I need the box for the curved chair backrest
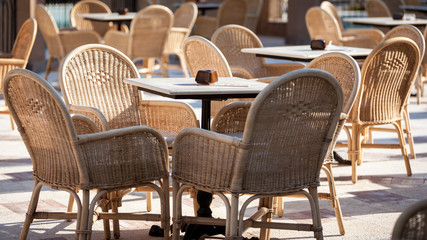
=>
[320,1,345,31]
[306,7,342,45]
[212,24,265,78]
[70,0,112,37]
[365,0,392,17]
[383,25,426,61]
[11,18,37,63]
[4,69,82,187]
[59,44,141,130]
[239,68,343,193]
[244,0,263,31]
[173,1,197,29]
[217,0,248,28]
[35,4,63,59]
[392,198,427,240]
[129,5,173,59]
[356,37,420,123]
[183,36,232,77]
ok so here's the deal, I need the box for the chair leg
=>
[322,163,345,235]
[177,52,190,78]
[147,191,152,212]
[20,181,43,240]
[402,105,416,159]
[111,191,121,239]
[158,58,169,78]
[160,179,171,240]
[308,187,323,240]
[258,197,272,240]
[45,57,53,80]
[79,190,90,240]
[9,115,15,130]
[394,121,412,176]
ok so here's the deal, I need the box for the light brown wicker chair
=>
[172,68,344,240]
[35,4,101,80]
[0,18,37,130]
[70,0,114,37]
[104,5,173,78]
[211,24,305,80]
[306,7,381,49]
[4,69,170,240]
[59,43,198,238]
[346,37,420,183]
[365,0,393,17]
[192,0,248,39]
[243,0,263,32]
[320,1,384,43]
[392,198,427,240]
[163,2,198,78]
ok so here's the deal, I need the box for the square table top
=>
[241,45,372,61]
[342,17,427,27]
[76,12,137,22]
[124,77,268,100]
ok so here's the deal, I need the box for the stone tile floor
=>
[1,36,427,239]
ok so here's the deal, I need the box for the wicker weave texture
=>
[384,25,425,61]
[70,0,113,37]
[392,199,427,240]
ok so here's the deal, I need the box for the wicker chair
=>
[192,0,248,39]
[420,27,427,104]
[211,24,305,80]
[104,5,173,77]
[306,7,381,49]
[4,69,170,240]
[320,1,384,43]
[70,0,114,37]
[392,198,427,240]
[59,43,198,238]
[163,2,198,77]
[0,18,37,130]
[172,68,343,240]
[365,0,393,17]
[243,0,263,32]
[35,4,101,80]
[346,37,420,183]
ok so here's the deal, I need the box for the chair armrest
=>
[59,27,78,32]
[211,101,252,133]
[342,28,384,45]
[77,125,169,189]
[59,30,101,54]
[0,53,13,58]
[342,35,378,49]
[71,114,99,135]
[164,28,189,54]
[0,58,26,65]
[231,66,256,79]
[172,127,245,192]
[263,62,306,76]
[104,30,130,55]
[192,16,217,39]
[68,104,109,131]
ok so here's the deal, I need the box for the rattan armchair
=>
[70,0,115,37]
[104,5,173,77]
[392,198,427,240]
[192,0,248,39]
[0,18,37,130]
[306,7,381,49]
[35,4,101,79]
[172,68,343,240]
[163,2,198,77]
[365,0,392,17]
[4,69,170,240]
[320,1,384,43]
[59,43,198,238]
[346,37,420,183]
[211,24,305,80]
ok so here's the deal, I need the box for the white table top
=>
[124,77,268,99]
[343,17,427,27]
[241,45,372,61]
[76,12,137,22]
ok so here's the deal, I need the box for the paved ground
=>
[1,36,427,239]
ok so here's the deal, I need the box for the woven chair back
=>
[320,1,345,31]
[173,2,197,28]
[129,5,173,59]
[212,24,265,78]
[384,25,426,61]
[59,44,141,130]
[236,69,343,193]
[357,37,420,124]
[70,0,112,37]
[4,69,82,188]
[392,198,427,240]
[217,0,248,27]
[306,7,342,45]
[365,0,392,17]
[243,0,263,31]
[35,4,64,59]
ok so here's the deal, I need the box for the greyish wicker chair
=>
[59,43,198,239]
[211,24,305,80]
[392,198,427,240]
[306,7,381,49]
[163,2,198,78]
[192,0,248,39]
[4,69,170,240]
[70,0,115,37]
[346,37,420,183]
[104,5,173,77]
[172,68,344,240]
[0,18,37,130]
[35,4,101,79]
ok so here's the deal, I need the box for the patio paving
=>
[1,36,427,239]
